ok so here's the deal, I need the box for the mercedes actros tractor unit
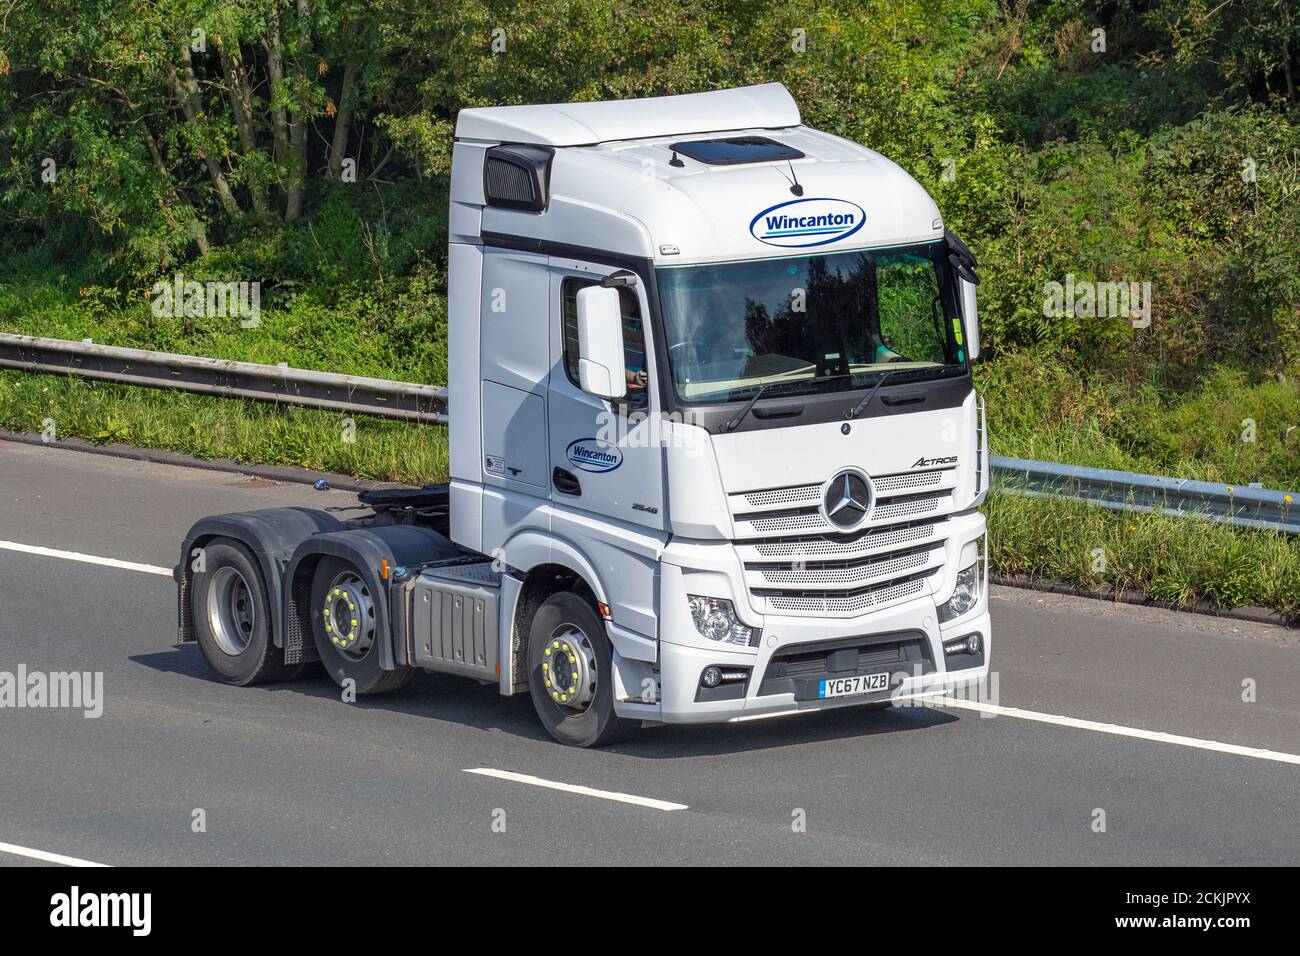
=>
[175,83,991,747]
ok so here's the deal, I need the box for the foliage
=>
[1,2,1298,615]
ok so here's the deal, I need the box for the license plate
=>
[818,672,890,699]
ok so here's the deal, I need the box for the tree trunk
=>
[284,0,313,223]
[328,62,357,180]
[142,127,210,257]
[220,47,270,218]
[262,3,291,214]
[166,49,242,221]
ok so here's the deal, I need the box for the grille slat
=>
[741,485,822,508]
[734,493,952,538]
[729,468,954,518]
[763,576,929,614]
[743,520,939,559]
[748,545,938,588]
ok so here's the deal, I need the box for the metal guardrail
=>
[0,333,447,424]
[991,455,1299,535]
[2,333,1295,533]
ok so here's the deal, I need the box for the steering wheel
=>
[668,339,706,371]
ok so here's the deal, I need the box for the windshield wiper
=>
[722,384,774,433]
[844,369,898,420]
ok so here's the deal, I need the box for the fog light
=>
[943,633,982,656]
[701,666,723,688]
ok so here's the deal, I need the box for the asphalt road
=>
[1,439,1297,866]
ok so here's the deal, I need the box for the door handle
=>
[552,467,582,496]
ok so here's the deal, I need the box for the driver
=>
[623,311,648,391]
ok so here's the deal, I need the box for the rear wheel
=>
[527,591,640,748]
[193,539,299,686]
[310,556,412,695]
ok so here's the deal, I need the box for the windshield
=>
[656,242,966,404]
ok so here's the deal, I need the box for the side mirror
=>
[576,286,627,400]
[959,278,980,361]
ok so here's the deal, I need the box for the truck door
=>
[546,259,666,532]
[479,247,551,498]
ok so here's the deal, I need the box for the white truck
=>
[175,83,991,747]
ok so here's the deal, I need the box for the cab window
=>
[560,277,648,400]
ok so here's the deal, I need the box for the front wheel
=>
[310,556,412,695]
[527,591,641,747]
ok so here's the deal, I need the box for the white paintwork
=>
[447,242,483,492]
[961,278,980,359]
[455,83,799,147]
[447,82,992,723]
[459,119,943,266]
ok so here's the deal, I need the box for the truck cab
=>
[176,83,991,747]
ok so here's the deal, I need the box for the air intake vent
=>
[483,144,553,212]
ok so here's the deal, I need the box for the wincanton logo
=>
[566,437,623,473]
[749,197,866,248]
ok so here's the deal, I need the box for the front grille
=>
[732,467,956,617]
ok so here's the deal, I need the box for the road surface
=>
[1,440,1296,865]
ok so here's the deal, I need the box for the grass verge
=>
[0,372,447,485]
[986,491,1299,622]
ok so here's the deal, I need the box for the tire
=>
[310,556,413,695]
[527,591,641,748]
[192,539,300,686]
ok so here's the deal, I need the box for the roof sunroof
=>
[669,136,805,166]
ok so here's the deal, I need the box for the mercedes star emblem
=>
[822,470,872,530]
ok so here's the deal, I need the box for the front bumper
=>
[648,602,990,724]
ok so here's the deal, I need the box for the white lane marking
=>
[0,840,110,867]
[0,540,171,577]
[939,699,1300,766]
[465,768,688,811]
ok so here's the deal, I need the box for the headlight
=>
[938,561,981,622]
[687,595,760,646]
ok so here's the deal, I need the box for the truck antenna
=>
[777,161,803,196]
